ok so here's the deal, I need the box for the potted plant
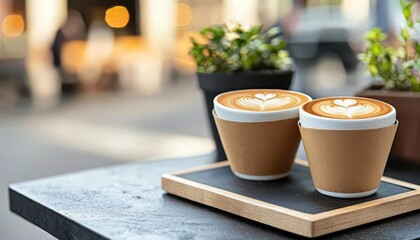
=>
[189,24,294,161]
[358,0,420,164]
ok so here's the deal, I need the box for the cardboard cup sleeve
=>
[213,111,301,176]
[299,121,398,193]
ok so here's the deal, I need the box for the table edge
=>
[8,186,110,240]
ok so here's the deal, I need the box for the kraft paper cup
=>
[299,121,398,198]
[214,111,301,181]
[213,89,312,180]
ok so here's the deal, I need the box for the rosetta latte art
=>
[302,97,393,119]
[236,93,293,111]
[320,99,377,118]
[217,90,310,112]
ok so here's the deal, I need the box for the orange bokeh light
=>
[176,3,193,28]
[2,14,25,37]
[105,6,130,29]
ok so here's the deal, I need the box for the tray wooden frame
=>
[161,160,420,238]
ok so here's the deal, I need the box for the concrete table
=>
[9,154,420,240]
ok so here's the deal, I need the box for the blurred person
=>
[275,0,369,98]
[279,0,358,73]
[51,10,86,94]
[78,20,115,89]
[277,0,306,38]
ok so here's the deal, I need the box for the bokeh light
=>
[2,14,25,37]
[176,3,193,28]
[105,6,130,28]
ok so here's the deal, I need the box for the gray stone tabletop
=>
[9,154,420,240]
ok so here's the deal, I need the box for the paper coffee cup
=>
[213,89,312,181]
[299,97,398,198]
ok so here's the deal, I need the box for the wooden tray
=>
[161,160,420,238]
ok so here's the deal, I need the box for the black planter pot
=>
[197,70,294,161]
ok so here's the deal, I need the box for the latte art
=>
[217,90,311,112]
[236,94,293,111]
[320,99,377,118]
[303,97,393,119]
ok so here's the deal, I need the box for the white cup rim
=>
[298,120,399,130]
[299,96,396,130]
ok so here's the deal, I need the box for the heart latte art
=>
[302,97,393,119]
[217,90,310,111]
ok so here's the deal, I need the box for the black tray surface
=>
[180,164,411,214]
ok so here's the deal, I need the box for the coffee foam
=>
[216,90,310,112]
[302,97,392,119]
[214,89,312,122]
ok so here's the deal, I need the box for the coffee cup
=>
[299,97,398,198]
[213,89,312,181]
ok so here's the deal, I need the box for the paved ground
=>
[0,78,215,239]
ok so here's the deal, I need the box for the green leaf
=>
[371,43,382,55]
[401,0,414,27]
[410,76,420,92]
[401,28,409,41]
[365,28,388,41]
[383,55,392,72]
[249,25,263,36]
[402,60,415,69]
[267,27,280,37]
[368,63,378,75]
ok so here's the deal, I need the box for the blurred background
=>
[0,0,406,239]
